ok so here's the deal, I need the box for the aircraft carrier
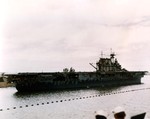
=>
[5,52,147,92]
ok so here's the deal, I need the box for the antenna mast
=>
[101,51,104,58]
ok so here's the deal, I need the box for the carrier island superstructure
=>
[5,53,147,92]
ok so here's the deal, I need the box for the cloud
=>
[1,0,150,72]
[110,16,150,27]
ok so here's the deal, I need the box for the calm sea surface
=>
[0,75,150,119]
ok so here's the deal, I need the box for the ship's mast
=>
[110,51,116,63]
[101,51,104,58]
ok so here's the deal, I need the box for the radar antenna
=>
[110,48,116,59]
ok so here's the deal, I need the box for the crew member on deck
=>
[112,106,126,119]
[95,110,108,119]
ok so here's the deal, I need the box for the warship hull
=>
[7,71,146,92]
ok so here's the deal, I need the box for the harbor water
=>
[0,75,150,119]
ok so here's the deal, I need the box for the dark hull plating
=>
[11,71,146,92]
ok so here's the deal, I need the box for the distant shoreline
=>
[0,82,14,88]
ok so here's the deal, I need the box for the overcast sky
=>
[1,0,150,72]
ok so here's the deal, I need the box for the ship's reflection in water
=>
[0,76,150,119]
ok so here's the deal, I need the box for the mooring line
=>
[0,87,149,112]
